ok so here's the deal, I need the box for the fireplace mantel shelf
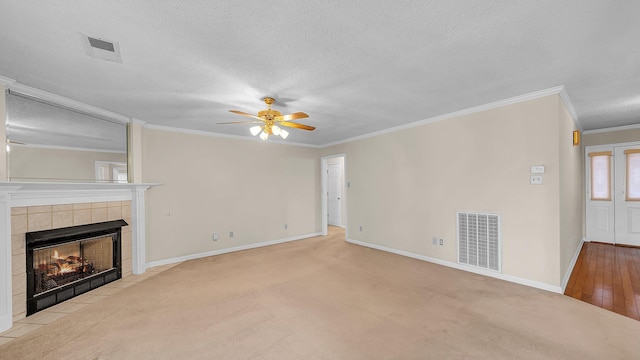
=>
[0,182,161,191]
[0,182,161,207]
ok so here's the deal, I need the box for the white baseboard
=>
[561,238,585,293]
[145,232,323,269]
[346,238,563,294]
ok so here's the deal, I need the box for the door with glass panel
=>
[586,143,640,246]
[613,145,640,246]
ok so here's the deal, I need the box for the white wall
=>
[141,128,322,262]
[321,94,581,289]
[558,101,583,286]
[583,128,640,146]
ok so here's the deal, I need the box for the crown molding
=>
[321,86,573,148]
[582,123,640,135]
[1,75,131,124]
[8,142,126,154]
[0,75,17,86]
[2,76,584,149]
[558,86,582,131]
[143,123,321,148]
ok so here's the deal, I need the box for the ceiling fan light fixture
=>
[250,125,262,136]
[222,97,314,141]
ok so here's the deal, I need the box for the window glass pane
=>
[627,152,640,200]
[591,155,610,200]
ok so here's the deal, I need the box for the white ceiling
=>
[1,1,639,147]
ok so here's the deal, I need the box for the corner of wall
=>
[557,94,583,285]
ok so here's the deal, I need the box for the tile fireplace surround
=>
[0,182,156,333]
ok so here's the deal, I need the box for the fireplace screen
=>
[26,219,125,315]
[33,235,114,296]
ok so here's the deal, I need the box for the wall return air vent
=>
[457,212,501,272]
[81,33,122,63]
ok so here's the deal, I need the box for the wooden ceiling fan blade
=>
[217,121,263,125]
[229,110,264,121]
[275,112,309,121]
[279,121,315,131]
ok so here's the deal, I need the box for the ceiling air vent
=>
[80,33,122,63]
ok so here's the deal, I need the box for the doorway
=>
[586,142,640,246]
[321,154,346,236]
[327,162,343,226]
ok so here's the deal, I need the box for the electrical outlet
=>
[284,224,288,229]
[432,237,438,245]
[229,231,234,238]
[530,175,543,185]
[439,238,444,246]
[213,233,218,241]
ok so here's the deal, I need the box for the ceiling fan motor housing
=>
[257,109,281,120]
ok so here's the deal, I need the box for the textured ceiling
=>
[1,1,639,146]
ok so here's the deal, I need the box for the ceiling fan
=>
[218,97,315,140]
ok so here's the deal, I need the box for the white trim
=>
[558,86,582,131]
[145,232,323,269]
[583,123,640,135]
[143,123,321,148]
[561,238,584,292]
[321,86,568,148]
[346,238,563,294]
[2,183,158,207]
[2,77,131,124]
[321,154,347,237]
[9,142,126,154]
[0,188,19,333]
[131,186,150,274]
[0,75,16,86]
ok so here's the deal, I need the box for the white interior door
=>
[327,162,342,226]
[614,145,640,246]
[586,146,615,243]
[586,143,640,246]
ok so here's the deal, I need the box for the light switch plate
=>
[531,165,545,174]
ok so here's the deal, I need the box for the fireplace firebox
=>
[26,220,127,315]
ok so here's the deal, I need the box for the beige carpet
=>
[1,227,638,359]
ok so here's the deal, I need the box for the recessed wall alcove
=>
[0,182,157,333]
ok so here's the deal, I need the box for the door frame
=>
[585,140,640,244]
[321,154,347,237]
[327,162,343,227]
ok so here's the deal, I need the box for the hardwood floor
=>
[565,242,640,320]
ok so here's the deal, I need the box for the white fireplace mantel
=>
[0,182,159,332]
